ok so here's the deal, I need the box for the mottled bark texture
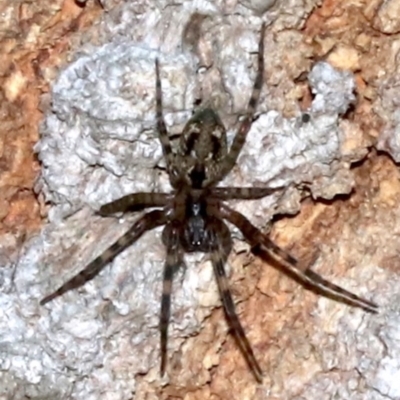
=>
[1,0,400,399]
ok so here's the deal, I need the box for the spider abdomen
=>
[181,217,210,252]
[181,198,211,252]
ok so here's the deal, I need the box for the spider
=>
[40,23,378,382]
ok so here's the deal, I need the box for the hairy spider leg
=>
[211,186,283,200]
[210,22,267,185]
[219,204,378,313]
[40,210,168,305]
[160,226,184,376]
[155,58,179,186]
[209,219,263,382]
[301,268,378,312]
[98,192,172,215]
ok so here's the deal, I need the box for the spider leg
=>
[218,204,378,313]
[98,192,172,215]
[209,220,263,382]
[155,58,178,185]
[211,186,283,200]
[211,23,266,184]
[40,209,168,305]
[160,225,184,376]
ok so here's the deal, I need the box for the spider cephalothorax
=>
[41,23,377,382]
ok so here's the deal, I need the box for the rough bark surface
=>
[1,0,400,399]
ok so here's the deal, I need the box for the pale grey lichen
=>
[0,0,394,399]
[376,75,400,162]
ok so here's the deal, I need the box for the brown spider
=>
[40,23,378,382]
